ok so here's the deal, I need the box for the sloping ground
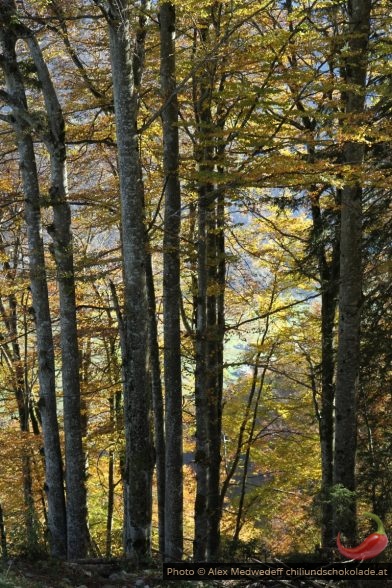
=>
[1,561,391,588]
[0,560,159,588]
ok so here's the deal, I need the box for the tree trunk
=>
[106,445,114,558]
[319,281,338,548]
[333,0,371,540]
[160,1,183,562]
[26,33,88,559]
[0,264,39,550]
[220,353,261,514]
[193,179,210,562]
[192,15,225,560]
[309,190,340,550]
[0,14,67,559]
[0,503,7,561]
[145,255,165,558]
[233,365,268,547]
[194,180,222,562]
[106,0,153,559]
[206,183,225,561]
[205,196,219,560]
[103,319,123,559]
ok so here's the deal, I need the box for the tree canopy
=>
[0,0,391,567]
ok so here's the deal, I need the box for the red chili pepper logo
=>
[337,512,388,561]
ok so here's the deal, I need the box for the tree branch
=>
[226,292,320,331]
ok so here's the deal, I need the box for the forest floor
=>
[0,559,162,588]
[0,560,391,588]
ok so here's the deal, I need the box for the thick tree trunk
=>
[0,17,67,559]
[106,0,153,559]
[160,1,183,562]
[333,0,371,540]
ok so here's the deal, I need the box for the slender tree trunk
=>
[21,452,38,549]
[103,322,123,559]
[0,15,67,559]
[192,18,213,559]
[309,190,340,550]
[0,503,7,561]
[319,285,338,547]
[145,255,165,558]
[288,9,341,551]
[194,180,222,562]
[160,1,183,562]
[0,271,39,549]
[227,289,275,552]
[205,197,219,560]
[333,0,371,540]
[106,444,114,558]
[106,374,116,560]
[105,0,153,559]
[25,33,88,559]
[193,179,210,562]
[192,16,225,559]
[206,184,225,561]
[219,353,261,513]
[233,365,268,547]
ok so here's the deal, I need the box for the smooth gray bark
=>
[25,33,88,559]
[160,1,183,562]
[0,9,67,558]
[333,0,371,540]
[103,0,153,559]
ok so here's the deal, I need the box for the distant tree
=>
[0,230,40,551]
